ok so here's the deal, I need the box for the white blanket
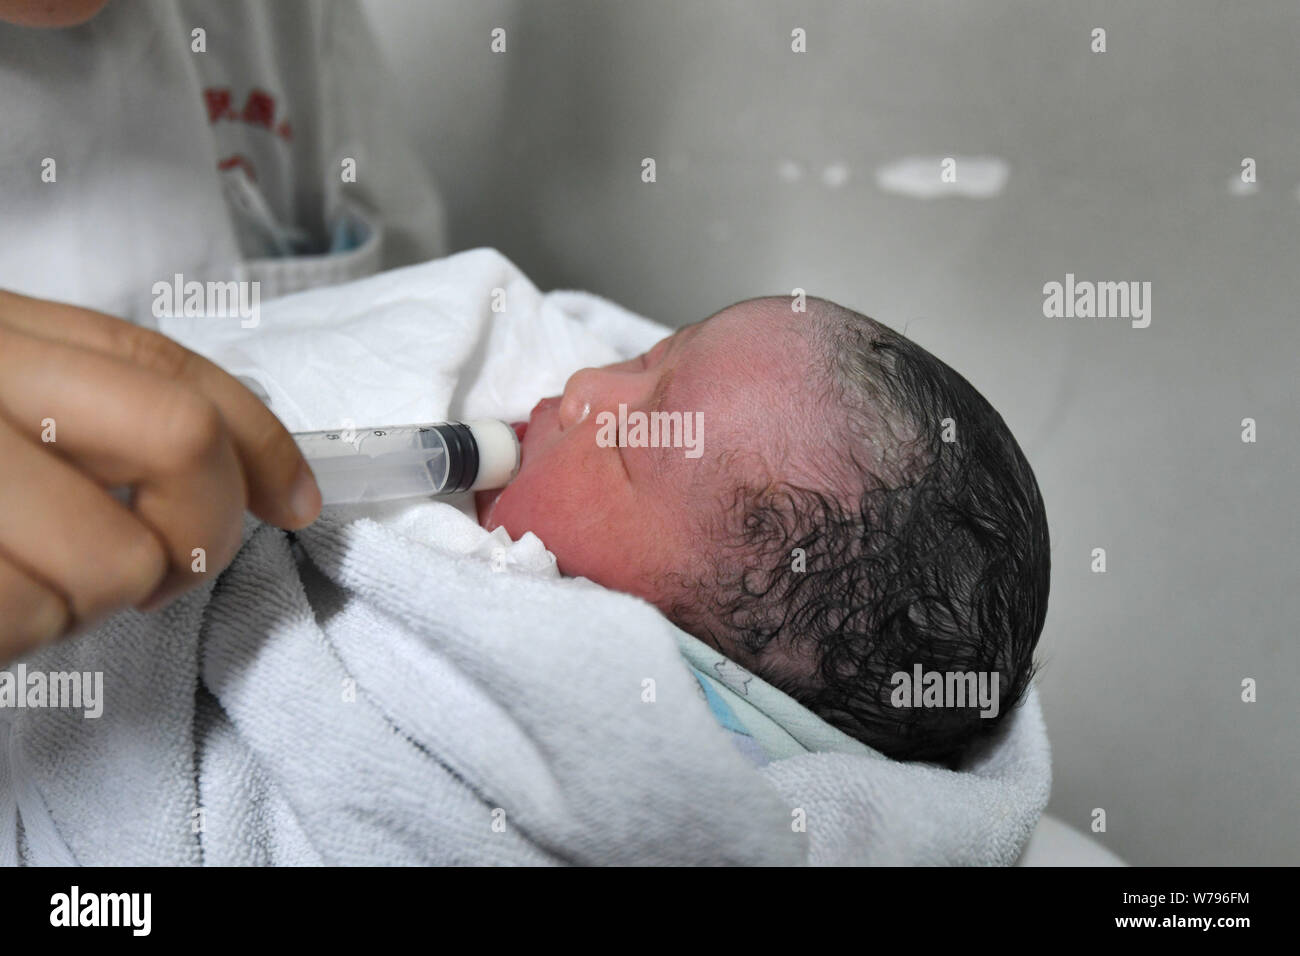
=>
[0,249,1050,865]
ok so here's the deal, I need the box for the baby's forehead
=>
[682,305,818,401]
[688,298,818,366]
[708,295,806,327]
[702,296,874,365]
[691,296,913,498]
[670,305,843,490]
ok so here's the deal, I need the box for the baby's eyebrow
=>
[638,347,680,484]
[649,352,700,484]
[649,365,675,411]
[649,320,701,368]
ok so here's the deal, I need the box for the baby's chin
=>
[475,487,505,529]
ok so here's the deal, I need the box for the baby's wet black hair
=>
[668,297,1050,764]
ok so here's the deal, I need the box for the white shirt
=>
[0,0,447,324]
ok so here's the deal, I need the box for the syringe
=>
[293,420,520,506]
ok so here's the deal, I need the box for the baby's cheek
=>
[485,481,594,572]
[482,471,570,544]
[475,451,655,590]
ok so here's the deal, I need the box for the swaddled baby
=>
[476,295,1050,763]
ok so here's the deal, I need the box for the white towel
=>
[0,248,1050,865]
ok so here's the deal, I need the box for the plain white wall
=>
[361,0,1300,865]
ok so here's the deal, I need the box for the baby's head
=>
[479,296,1049,762]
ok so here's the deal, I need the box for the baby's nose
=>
[558,366,602,431]
[557,390,592,431]
[558,364,641,431]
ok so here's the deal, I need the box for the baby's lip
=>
[512,421,527,443]
[529,396,559,420]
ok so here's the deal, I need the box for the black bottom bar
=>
[4,865,1283,941]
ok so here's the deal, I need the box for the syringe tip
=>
[466,419,521,491]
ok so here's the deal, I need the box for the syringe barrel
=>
[294,419,519,506]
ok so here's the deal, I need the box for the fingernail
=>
[290,461,322,525]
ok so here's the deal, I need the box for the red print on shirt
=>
[203,86,293,142]
[217,154,257,181]
[204,88,235,123]
[241,89,274,128]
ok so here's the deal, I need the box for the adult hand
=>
[0,290,320,664]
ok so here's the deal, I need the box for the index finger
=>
[0,289,321,529]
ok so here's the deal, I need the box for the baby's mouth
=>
[511,420,528,470]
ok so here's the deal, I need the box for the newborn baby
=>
[475,295,1050,763]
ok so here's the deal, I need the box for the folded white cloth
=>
[0,248,1050,865]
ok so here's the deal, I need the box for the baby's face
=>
[477,299,836,623]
